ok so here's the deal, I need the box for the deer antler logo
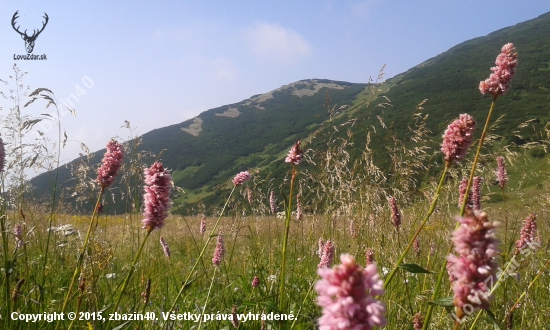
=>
[12,11,49,54]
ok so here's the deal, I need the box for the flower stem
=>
[467,256,515,329]
[423,98,497,330]
[290,275,317,329]
[105,229,152,330]
[506,256,550,320]
[0,202,11,329]
[161,186,236,329]
[384,164,449,288]
[57,189,103,330]
[198,267,217,330]
[279,166,297,310]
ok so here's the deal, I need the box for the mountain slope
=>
[30,11,550,213]
[381,11,550,136]
[30,79,368,211]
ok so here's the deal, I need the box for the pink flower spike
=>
[285,140,303,165]
[413,312,424,330]
[413,237,421,257]
[479,43,518,97]
[252,276,260,288]
[246,187,253,203]
[141,162,172,232]
[350,220,356,238]
[199,215,206,236]
[315,254,387,329]
[496,156,508,188]
[318,238,325,258]
[472,176,482,211]
[429,242,436,256]
[270,191,276,214]
[97,139,124,188]
[515,213,537,251]
[160,236,171,258]
[14,223,23,249]
[458,177,473,210]
[231,305,239,329]
[447,210,500,312]
[212,231,225,267]
[232,171,251,186]
[441,114,476,165]
[318,240,335,268]
[296,194,303,221]
[365,248,375,266]
[389,197,401,229]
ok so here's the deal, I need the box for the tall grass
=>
[1,46,550,330]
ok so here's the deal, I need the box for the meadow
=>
[1,44,550,330]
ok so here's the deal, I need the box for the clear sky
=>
[1,0,549,175]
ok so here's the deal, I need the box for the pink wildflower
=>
[296,194,303,221]
[350,220,356,238]
[447,260,457,283]
[318,240,335,268]
[160,236,171,258]
[447,210,500,312]
[315,254,387,329]
[413,237,421,257]
[413,312,424,330]
[199,215,206,236]
[458,177,473,209]
[231,305,239,328]
[441,114,476,165]
[285,140,303,165]
[95,203,104,214]
[252,276,260,288]
[270,191,276,214]
[141,162,172,232]
[246,187,253,203]
[496,156,508,188]
[212,231,225,266]
[261,311,267,330]
[0,134,5,173]
[141,278,151,304]
[14,223,23,249]
[479,43,518,97]
[515,213,537,251]
[472,176,482,211]
[389,197,401,229]
[318,238,325,257]
[232,171,251,186]
[365,248,375,266]
[97,139,124,189]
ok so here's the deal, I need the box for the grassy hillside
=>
[30,80,368,213]
[382,11,550,136]
[29,12,550,214]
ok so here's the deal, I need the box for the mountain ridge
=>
[29,11,550,213]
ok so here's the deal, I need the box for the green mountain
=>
[30,79,368,212]
[380,11,550,137]
[30,11,550,213]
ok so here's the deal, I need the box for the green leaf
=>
[428,296,454,307]
[398,263,433,273]
[485,309,501,330]
[181,278,196,291]
[112,320,132,330]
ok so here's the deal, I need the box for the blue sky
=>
[1,0,549,173]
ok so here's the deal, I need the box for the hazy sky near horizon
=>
[1,0,549,175]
